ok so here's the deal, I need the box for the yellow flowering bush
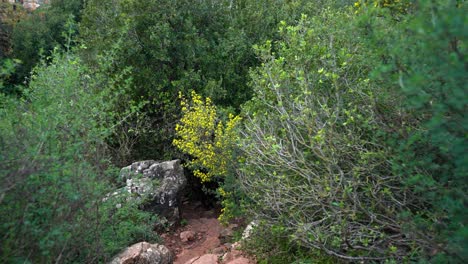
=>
[173,91,241,183]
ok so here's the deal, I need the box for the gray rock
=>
[109,242,172,264]
[119,160,157,182]
[112,159,187,228]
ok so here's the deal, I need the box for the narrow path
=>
[161,201,255,264]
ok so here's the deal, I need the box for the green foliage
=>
[238,6,418,261]
[0,51,157,263]
[0,58,21,95]
[354,0,412,15]
[2,0,464,262]
[80,0,321,161]
[82,0,228,160]
[8,0,82,87]
[366,0,467,261]
[100,198,160,257]
[243,222,339,264]
[238,0,466,261]
[0,1,26,59]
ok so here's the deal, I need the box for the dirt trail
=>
[161,201,255,264]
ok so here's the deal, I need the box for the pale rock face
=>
[241,221,258,240]
[9,1,50,11]
[110,242,173,264]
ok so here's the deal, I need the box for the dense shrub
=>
[80,0,326,161]
[237,10,419,261]
[236,0,466,262]
[9,0,83,87]
[243,221,339,264]
[0,52,157,263]
[2,0,464,262]
[369,0,467,261]
[0,1,26,59]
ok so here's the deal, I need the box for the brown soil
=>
[161,201,255,264]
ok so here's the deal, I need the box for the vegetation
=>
[0,51,157,262]
[0,0,466,263]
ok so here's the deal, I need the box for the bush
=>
[243,221,339,264]
[0,51,157,263]
[237,10,418,261]
[80,0,324,161]
[173,91,243,222]
[368,0,467,261]
[173,91,241,183]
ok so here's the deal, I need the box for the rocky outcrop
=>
[110,242,173,264]
[108,159,187,229]
[7,0,48,11]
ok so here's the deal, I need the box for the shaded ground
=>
[161,200,255,264]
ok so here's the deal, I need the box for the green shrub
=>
[0,51,157,263]
[237,8,416,261]
[9,1,82,87]
[243,222,339,264]
[238,0,466,261]
[367,0,467,261]
[80,0,330,161]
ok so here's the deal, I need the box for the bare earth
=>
[161,201,255,264]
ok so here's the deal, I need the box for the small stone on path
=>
[211,245,227,255]
[180,231,196,242]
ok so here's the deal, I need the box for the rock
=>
[180,230,196,243]
[231,242,241,250]
[241,221,258,240]
[222,248,243,263]
[211,246,227,255]
[110,242,172,264]
[219,228,233,239]
[186,254,218,264]
[110,159,187,229]
[119,160,157,182]
[223,243,232,248]
[225,257,252,264]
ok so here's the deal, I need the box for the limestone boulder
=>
[108,159,187,228]
[110,242,172,264]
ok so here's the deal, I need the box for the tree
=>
[0,1,26,59]
[80,0,318,161]
[9,0,82,86]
